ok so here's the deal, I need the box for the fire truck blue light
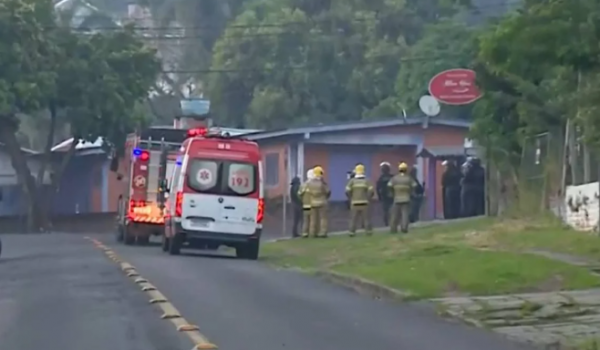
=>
[133,148,142,157]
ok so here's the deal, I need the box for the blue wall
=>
[53,155,100,214]
[0,185,26,216]
[0,154,106,216]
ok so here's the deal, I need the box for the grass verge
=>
[262,217,600,299]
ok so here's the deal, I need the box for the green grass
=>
[262,218,600,299]
[492,224,600,258]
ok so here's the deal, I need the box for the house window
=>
[265,153,279,186]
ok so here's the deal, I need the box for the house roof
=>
[0,142,39,155]
[243,117,471,141]
[51,137,104,152]
[50,126,261,153]
[416,146,477,158]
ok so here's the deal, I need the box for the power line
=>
[161,53,471,75]
[62,0,522,32]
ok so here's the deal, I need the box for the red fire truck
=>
[115,126,189,245]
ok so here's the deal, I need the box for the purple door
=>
[328,151,372,201]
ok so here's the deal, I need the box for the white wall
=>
[562,182,600,231]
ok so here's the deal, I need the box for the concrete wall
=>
[562,182,599,231]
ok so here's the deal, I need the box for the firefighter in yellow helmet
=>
[307,165,331,237]
[388,162,416,233]
[297,168,315,238]
[345,163,374,237]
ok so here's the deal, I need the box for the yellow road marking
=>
[120,262,135,271]
[88,238,218,349]
[141,284,157,292]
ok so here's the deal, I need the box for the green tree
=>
[471,0,600,157]
[395,20,477,117]
[207,0,470,128]
[0,0,160,230]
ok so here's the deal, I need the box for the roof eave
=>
[245,117,471,141]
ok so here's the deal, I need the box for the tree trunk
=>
[40,135,78,227]
[0,119,47,232]
[34,104,57,230]
[51,136,78,192]
[37,103,57,186]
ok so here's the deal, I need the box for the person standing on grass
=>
[298,169,315,238]
[442,159,462,219]
[409,166,424,223]
[388,162,415,233]
[290,176,302,237]
[376,162,393,226]
[307,166,330,238]
[345,164,374,237]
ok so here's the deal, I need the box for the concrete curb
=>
[314,270,413,301]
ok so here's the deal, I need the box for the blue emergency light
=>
[133,148,149,161]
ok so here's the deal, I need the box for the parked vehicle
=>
[163,127,264,260]
[115,126,187,245]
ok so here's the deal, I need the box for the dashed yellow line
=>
[84,237,218,350]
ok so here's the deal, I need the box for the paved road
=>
[0,233,540,350]
[0,234,192,350]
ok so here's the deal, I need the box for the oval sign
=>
[428,68,481,105]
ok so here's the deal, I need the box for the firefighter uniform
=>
[307,166,331,237]
[298,169,315,238]
[345,164,374,236]
[388,162,415,233]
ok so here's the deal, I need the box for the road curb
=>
[315,270,413,301]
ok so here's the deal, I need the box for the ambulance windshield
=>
[187,159,256,196]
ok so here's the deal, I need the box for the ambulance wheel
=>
[123,227,135,245]
[161,236,169,252]
[168,233,182,255]
[236,240,259,260]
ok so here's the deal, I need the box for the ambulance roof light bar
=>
[186,127,232,139]
[187,127,208,138]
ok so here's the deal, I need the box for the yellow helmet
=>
[354,164,365,175]
[313,166,324,177]
[398,162,408,171]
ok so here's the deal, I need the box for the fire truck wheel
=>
[161,236,169,252]
[137,236,150,245]
[168,234,182,255]
[236,240,259,260]
[123,227,135,245]
[116,225,124,242]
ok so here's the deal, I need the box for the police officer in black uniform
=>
[376,162,394,226]
[442,159,462,219]
[461,157,485,217]
[470,158,486,215]
[290,176,302,237]
[409,167,424,223]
